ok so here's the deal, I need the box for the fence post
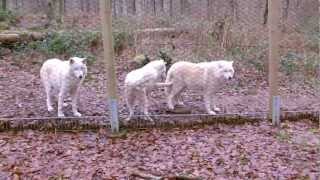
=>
[100,0,119,133]
[268,0,281,125]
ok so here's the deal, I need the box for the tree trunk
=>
[126,0,136,15]
[118,0,123,16]
[283,0,289,19]
[80,0,84,11]
[47,0,59,27]
[180,0,184,14]
[151,0,156,15]
[159,0,164,12]
[229,0,238,21]
[263,0,268,25]
[1,0,6,10]
[169,0,173,17]
[207,0,212,20]
[112,0,117,18]
[86,0,90,12]
[180,0,189,15]
[58,0,64,23]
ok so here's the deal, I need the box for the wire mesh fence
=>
[0,0,319,128]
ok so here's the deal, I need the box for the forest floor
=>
[0,120,319,179]
[0,48,319,119]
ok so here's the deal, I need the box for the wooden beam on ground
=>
[99,0,119,133]
[268,0,281,125]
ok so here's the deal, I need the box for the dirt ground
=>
[0,49,319,119]
[0,120,319,179]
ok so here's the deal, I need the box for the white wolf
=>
[40,57,87,117]
[124,59,171,122]
[165,60,234,115]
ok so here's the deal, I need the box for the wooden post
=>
[268,0,281,125]
[100,0,119,133]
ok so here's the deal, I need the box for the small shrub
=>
[280,52,301,76]
[300,16,319,51]
[303,52,319,77]
[13,31,100,64]
[0,10,17,23]
[113,31,128,55]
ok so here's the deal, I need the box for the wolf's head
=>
[146,59,167,80]
[217,61,234,80]
[69,57,87,80]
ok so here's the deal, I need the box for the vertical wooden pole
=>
[100,0,119,133]
[268,0,281,125]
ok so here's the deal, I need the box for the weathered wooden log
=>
[129,169,202,180]
[0,31,46,44]
[0,111,317,132]
[0,33,19,43]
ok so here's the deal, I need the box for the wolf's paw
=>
[177,101,185,106]
[58,113,65,117]
[74,112,82,117]
[214,107,221,112]
[208,111,216,115]
[145,116,155,124]
[48,106,54,112]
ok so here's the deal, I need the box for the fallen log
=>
[0,33,19,43]
[129,169,202,180]
[0,31,46,44]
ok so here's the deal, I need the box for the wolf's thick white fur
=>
[165,60,234,115]
[124,59,171,122]
[40,57,87,117]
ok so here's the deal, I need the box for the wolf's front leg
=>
[204,90,215,115]
[143,89,154,123]
[57,88,66,117]
[125,93,134,122]
[71,88,81,117]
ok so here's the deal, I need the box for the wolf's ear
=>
[69,58,75,64]
[81,58,87,65]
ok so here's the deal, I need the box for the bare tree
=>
[80,0,85,11]
[47,0,64,26]
[119,0,123,15]
[1,0,6,10]
[159,0,164,13]
[283,0,289,19]
[263,0,268,25]
[127,0,136,15]
[207,0,212,20]
[58,0,64,23]
[151,0,156,15]
[169,0,173,17]
[86,0,91,12]
[229,0,238,20]
[180,0,189,15]
[112,0,117,17]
